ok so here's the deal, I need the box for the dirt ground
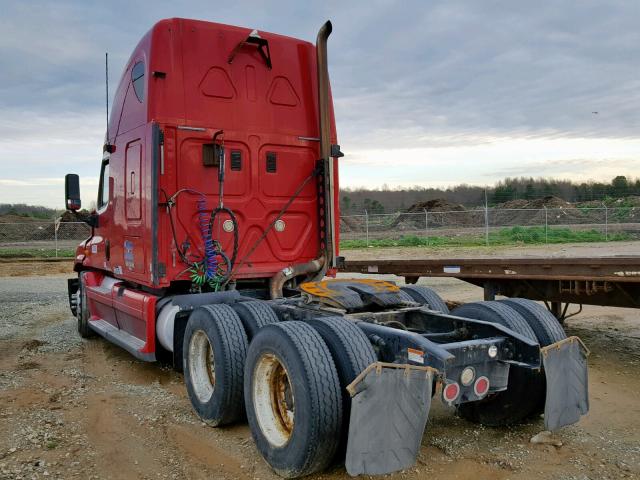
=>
[0,246,639,480]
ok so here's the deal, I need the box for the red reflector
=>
[474,376,490,397]
[442,382,460,403]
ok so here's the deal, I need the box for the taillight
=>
[474,376,490,397]
[442,382,460,403]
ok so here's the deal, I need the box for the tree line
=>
[3,176,639,219]
[0,203,60,219]
[340,176,640,214]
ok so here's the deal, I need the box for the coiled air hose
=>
[197,197,218,280]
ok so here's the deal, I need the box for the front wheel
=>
[76,272,95,339]
[244,322,342,478]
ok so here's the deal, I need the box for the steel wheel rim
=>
[189,330,216,403]
[253,353,295,447]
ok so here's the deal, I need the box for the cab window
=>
[132,62,145,102]
[97,159,110,210]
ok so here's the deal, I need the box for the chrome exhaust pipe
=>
[269,21,334,298]
[317,20,332,166]
[269,256,326,299]
[315,20,336,276]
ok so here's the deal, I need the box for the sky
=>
[0,0,638,208]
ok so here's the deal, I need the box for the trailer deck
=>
[340,256,640,315]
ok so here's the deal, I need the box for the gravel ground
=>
[0,259,639,479]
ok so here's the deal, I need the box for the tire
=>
[452,301,536,339]
[401,285,450,314]
[398,290,417,303]
[77,273,95,338]
[500,298,567,414]
[183,304,248,426]
[451,301,542,426]
[499,298,566,347]
[232,301,279,340]
[244,322,342,478]
[306,316,377,459]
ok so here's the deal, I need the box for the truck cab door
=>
[84,155,119,328]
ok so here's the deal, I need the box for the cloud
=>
[0,1,638,207]
[341,136,640,189]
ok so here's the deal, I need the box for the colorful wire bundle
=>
[196,197,217,282]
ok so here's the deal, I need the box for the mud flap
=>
[542,336,590,431]
[344,363,435,476]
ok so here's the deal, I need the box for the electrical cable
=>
[208,207,238,281]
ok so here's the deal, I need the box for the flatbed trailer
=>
[340,255,640,318]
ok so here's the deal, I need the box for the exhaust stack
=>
[269,20,336,298]
[316,20,336,274]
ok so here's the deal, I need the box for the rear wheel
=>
[500,298,566,346]
[307,316,377,459]
[183,304,248,426]
[232,301,279,340]
[401,285,449,313]
[244,322,342,478]
[500,298,567,413]
[76,273,95,339]
[451,301,542,426]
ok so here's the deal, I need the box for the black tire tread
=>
[77,273,95,339]
[276,322,342,476]
[308,316,377,380]
[306,316,376,461]
[401,285,450,313]
[499,298,567,414]
[184,304,248,426]
[500,298,566,346]
[246,322,342,477]
[232,301,279,339]
[203,304,248,424]
[452,301,536,340]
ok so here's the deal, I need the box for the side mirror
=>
[65,174,81,211]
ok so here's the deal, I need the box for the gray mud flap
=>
[345,363,435,476]
[542,336,590,431]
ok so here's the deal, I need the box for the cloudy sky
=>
[0,0,638,208]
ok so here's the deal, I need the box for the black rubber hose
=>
[208,206,239,272]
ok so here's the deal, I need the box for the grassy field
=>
[0,248,75,258]
[340,226,630,249]
[0,226,630,258]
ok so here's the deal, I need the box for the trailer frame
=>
[339,256,640,318]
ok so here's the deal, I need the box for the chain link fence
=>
[1,206,639,257]
[0,221,91,257]
[340,207,640,246]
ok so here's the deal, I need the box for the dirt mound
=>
[405,199,465,213]
[60,210,91,222]
[382,199,480,231]
[489,196,591,227]
[498,196,572,210]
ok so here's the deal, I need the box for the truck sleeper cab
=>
[64,18,589,478]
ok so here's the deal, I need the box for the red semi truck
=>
[64,18,589,478]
